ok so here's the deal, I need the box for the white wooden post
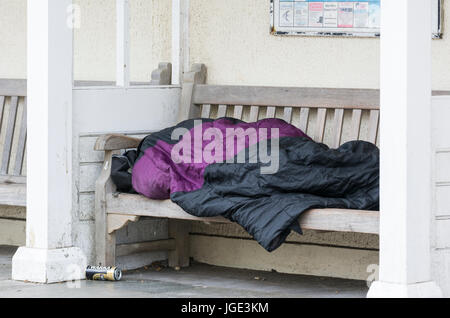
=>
[116,0,130,87]
[12,0,86,283]
[367,0,442,297]
[172,0,189,85]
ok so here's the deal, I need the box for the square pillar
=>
[368,0,441,297]
[12,0,86,283]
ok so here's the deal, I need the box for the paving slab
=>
[0,246,368,298]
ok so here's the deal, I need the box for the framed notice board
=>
[271,0,442,38]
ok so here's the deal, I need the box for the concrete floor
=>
[0,246,368,298]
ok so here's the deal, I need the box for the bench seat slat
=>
[368,110,380,144]
[299,108,310,133]
[0,96,5,123]
[13,97,27,175]
[233,105,243,119]
[201,104,211,118]
[266,106,276,118]
[0,183,26,207]
[217,104,227,118]
[107,193,379,235]
[314,108,327,143]
[283,107,293,123]
[249,106,260,122]
[332,109,345,148]
[1,96,19,175]
[350,109,362,140]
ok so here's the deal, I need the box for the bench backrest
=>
[179,64,380,148]
[0,79,27,181]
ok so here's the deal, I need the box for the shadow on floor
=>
[0,245,368,298]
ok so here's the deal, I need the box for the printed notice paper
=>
[273,0,441,37]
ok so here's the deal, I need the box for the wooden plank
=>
[300,209,379,234]
[168,219,191,268]
[0,175,26,184]
[283,107,293,123]
[314,108,327,143]
[179,64,207,121]
[332,109,345,148]
[0,96,5,125]
[249,106,260,122]
[190,235,378,280]
[150,62,172,85]
[433,91,450,96]
[193,85,380,109]
[217,104,227,118]
[107,193,229,223]
[0,183,26,207]
[299,108,310,133]
[1,97,19,175]
[116,239,176,257]
[95,151,117,266]
[106,193,379,234]
[249,105,260,121]
[233,105,243,120]
[266,106,276,118]
[0,207,26,220]
[0,79,27,96]
[107,214,140,234]
[368,110,380,144]
[201,104,211,118]
[350,109,362,140]
[94,134,142,151]
[13,98,27,175]
[0,218,25,246]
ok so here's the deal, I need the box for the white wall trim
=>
[116,0,130,87]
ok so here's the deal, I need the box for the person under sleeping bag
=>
[111,117,379,252]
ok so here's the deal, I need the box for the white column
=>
[368,0,441,297]
[12,0,86,283]
[116,0,130,87]
[172,0,189,85]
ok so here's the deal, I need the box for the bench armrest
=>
[94,134,142,151]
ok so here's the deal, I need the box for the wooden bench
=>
[94,64,380,267]
[0,79,27,208]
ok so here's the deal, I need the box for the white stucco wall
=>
[0,0,27,79]
[190,0,450,90]
[72,0,172,82]
[2,0,450,89]
[0,0,171,82]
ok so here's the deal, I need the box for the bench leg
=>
[96,218,116,267]
[105,231,116,266]
[168,220,190,268]
[95,226,116,267]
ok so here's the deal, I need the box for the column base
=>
[12,246,87,283]
[367,281,443,298]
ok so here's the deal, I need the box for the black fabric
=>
[111,150,137,193]
[171,137,379,252]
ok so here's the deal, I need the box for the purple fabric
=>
[132,118,308,199]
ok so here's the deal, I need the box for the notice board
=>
[271,0,442,38]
